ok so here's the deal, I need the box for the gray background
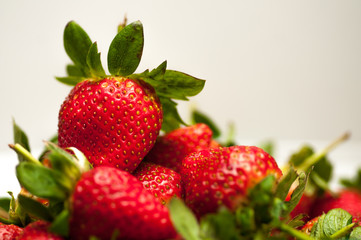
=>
[1,0,361,152]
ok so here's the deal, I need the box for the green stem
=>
[330,222,355,239]
[297,132,350,172]
[9,143,41,165]
[280,223,313,240]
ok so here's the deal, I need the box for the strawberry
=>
[70,166,176,240]
[145,123,214,172]
[309,189,361,221]
[181,145,282,217]
[56,21,205,172]
[14,142,177,240]
[0,223,22,240]
[133,162,182,204]
[17,221,63,240]
[58,77,162,172]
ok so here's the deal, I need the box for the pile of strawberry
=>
[1,19,361,240]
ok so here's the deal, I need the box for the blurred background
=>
[0,0,360,194]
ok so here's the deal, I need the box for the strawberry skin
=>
[70,166,176,240]
[310,189,361,221]
[17,221,63,240]
[181,145,282,217]
[58,77,162,172]
[0,223,22,240]
[145,123,214,172]
[133,162,182,204]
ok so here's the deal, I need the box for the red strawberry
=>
[57,21,204,173]
[301,216,319,235]
[145,123,214,172]
[310,189,361,221]
[70,166,177,240]
[181,145,282,217]
[17,221,63,240]
[133,162,182,204]
[58,77,162,172]
[0,223,22,240]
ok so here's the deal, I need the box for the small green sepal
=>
[55,76,84,86]
[63,21,92,76]
[108,20,144,76]
[87,42,106,78]
[16,162,70,201]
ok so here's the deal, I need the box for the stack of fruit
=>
[1,19,361,240]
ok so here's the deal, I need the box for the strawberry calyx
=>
[305,208,361,239]
[56,20,205,132]
[169,171,313,239]
[8,137,92,236]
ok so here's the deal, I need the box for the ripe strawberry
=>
[309,189,361,221]
[0,223,22,240]
[17,221,63,240]
[145,123,214,172]
[181,145,282,217]
[58,77,162,172]
[70,166,177,240]
[300,216,319,235]
[57,21,205,172]
[133,162,182,204]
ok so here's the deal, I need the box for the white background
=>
[0,1,361,196]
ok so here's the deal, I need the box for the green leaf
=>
[235,207,255,234]
[340,169,361,191]
[50,209,70,237]
[45,142,82,182]
[313,157,333,184]
[66,64,86,77]
[87,42,106,78]
[38,134,58,161]
[288,145,314,167]
[275,166,298,201]
[17,194,53,221]
[191,110,221,139]
[13,120,31,162]
[350,226,361,239]
[16,162,70,201]
[108,21,144,76]
[55,76,84,86]
[323,208,352,239]
[287,214,307,229]
[283,171,309,217]
[148,60,167,79]
[249,175,275,205]
[155,70,205,100]
[200,207,241,240]
[160,97,186,132]
[63,21,92,76]
[168,197,201,240]
[0,198,10,212]
[310,214,327,239]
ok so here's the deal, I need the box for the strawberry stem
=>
[282,132,350,174]
[330,222,355,239]
[9,144,41,165]
[297,132,350,172]
[279,223,313,240]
